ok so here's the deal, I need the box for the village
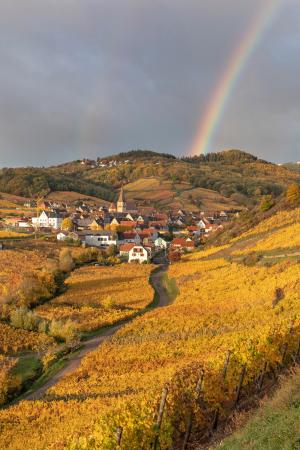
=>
[0,187,238,263]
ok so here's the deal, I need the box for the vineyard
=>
[0,323,55,354]
[0,208,299,449]
[36,264,154,332]
[0,249,53,298]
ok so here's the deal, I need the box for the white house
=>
[80,231,118,248]
[128,245,149,263]
[17,218,32,228]
[32,210,63,229]
[57,232,68,241]
[196,219,206,229]
[154,237,168,249]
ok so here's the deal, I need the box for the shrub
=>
[102,296,116,310]
[10,307,40,331]
[286,183,300,205]
[59,248,75,272]
[75,247,100,264]
[260,194,275,212]
[49,319,78,343]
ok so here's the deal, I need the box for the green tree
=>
[260,195,275,212]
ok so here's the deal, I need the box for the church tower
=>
[117,186,127,213]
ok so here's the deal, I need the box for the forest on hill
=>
[0,149,299,210]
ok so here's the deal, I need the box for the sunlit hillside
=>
[0,208,299,449]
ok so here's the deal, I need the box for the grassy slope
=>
[217,368,300,450]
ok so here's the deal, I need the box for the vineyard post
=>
[258,361,268,392]
[152,387,168,450]
[114,427,123,449]
[182,410,193,450]
[195,370,205,396]
[211,352,231,432]
[234,365,246,407]
[281,342,288,366]
[182,369,205,450]
[293,338,300,363]
[221,351,231,381]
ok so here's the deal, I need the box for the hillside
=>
[123,177,241,211]
[217,367,300,450]
[0,149,299,211]
[0,208,299,448]
[0,167,114,201]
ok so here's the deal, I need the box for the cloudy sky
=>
[0,0,299,166]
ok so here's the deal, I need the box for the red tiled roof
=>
[123,231,138,238]
[149,221,167,227]
[172,238,195,248]
[120,221,137,227]
[119,243,135,252]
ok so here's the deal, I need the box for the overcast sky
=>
[0,0,299,166]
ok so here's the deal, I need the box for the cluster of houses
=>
[0,188,237,263]
[80,158,130,169]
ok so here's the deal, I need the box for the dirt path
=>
[21,265,171,401]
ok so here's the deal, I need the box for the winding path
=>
[21,264,170,401]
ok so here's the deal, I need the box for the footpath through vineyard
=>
[20,264,171,402]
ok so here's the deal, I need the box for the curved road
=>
[21,264,170,401]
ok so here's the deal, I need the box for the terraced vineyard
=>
[0,209,299,449]
[36,264,154,332]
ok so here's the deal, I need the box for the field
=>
[0,209,299,449]
[124,177,241,211]
[0,249,53,299]
[0,230,32,239]
[0,322,55,354]
[36,264,154,332]
[46,191,110,207]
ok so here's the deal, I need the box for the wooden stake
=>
[182,411,193,450]
[195,370,204,395]
[234,365,246,407]
[211,408,219,431]
[258,361,268,392]
[152,387,168,450]
[281,342,288,366]
[182,369,205,449]
[293,338,300,363]
[222,351,231,381]
[115,427,123,448]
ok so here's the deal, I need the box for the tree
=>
[61,217,74,231]
[106,244,117,257]
[286,183,300,205]
[260,195,275,212]
[59,248,74,272]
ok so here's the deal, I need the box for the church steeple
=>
[117,186,126,213]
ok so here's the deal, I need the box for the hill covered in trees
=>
[0,149,299,210]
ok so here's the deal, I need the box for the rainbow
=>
[188,0,282,156]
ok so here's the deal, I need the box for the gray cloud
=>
[0,0,299,166]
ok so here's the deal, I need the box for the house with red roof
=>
[171,237,195,252]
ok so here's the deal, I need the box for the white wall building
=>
[154,237,168,249]
[32,210,63,229]
[82,231,118,248]
[128,245,149,263]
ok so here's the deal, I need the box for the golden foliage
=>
[36,264,154,331]
[1,214,300,449]
[0,322,55,354]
